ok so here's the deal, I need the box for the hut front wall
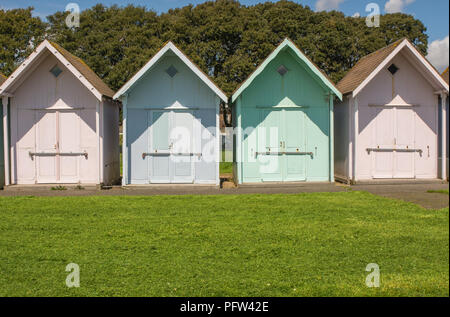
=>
[9,52,100,184]
[125,54,218,185]
[355,52,439,180]
[237,49,331,183]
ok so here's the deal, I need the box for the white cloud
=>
[315,0,345,12]
[352,12,361,18]
[427,36,449,73]
[385,0,415,13]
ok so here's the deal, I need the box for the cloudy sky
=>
[1,0,448,71]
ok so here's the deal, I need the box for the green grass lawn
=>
[220,150,233,175]
[427,189,449,195]
[0,192,448,297]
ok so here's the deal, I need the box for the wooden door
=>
[373,108,395,179]
[393,108,415,179]
[36,111,58,183]
[283,109,306,181]
[259,109,283,182]
[170,111,195,183]
[149,110,171,183]
[59,111,81,183]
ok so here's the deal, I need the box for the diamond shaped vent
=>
[166,65,178,78]
[388,64,399,75]
[277,65,288,76]
[50,65,62,78]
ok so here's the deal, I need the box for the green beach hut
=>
[232,38,342,184]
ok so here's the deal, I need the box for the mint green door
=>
[284,109,306,181]
[259,109,283,181]
[258,108,306,182]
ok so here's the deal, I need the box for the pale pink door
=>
[393,108,415,178]
[35,110,82,184]
[373,108,394,178]
[59,111,81,183]
[36,111,58,183]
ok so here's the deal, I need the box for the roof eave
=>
[232,38,342,103]
[114,41,228,103]
[0,40,105,102]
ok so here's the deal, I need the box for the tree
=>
[1,1,429,94]
[0,7,47,75]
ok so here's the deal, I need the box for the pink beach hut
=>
[334,38,449,183]
[0,40,120,186]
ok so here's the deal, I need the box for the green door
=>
[259,109,283,181]
[283,109,306,181]
[258,108,306,182]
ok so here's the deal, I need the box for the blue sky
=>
[1,0,448,70]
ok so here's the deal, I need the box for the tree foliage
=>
[1,0,428,94]
[0,7,47,74]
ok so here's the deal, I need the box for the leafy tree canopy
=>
[1,0,428,95]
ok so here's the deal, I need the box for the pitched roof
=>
[337,39,404,95]
[49,42,115,98]
[337,38,449,97]
[443,67,449,84]
[0,73,6,86]
[114,41,227,102]
[231,38,342,103]
[0,40,115,100]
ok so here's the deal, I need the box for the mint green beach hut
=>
[232,38,342,184]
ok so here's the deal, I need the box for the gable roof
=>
[231,38,342,103]
[50,42,115,98]
[114,41,227,103]
[0,40,115,100]
[337,38,449,97]
[443,67,449,84]
[0,73,6,86]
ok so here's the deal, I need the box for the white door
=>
[148,110,195,184]
[149,111,171,184]
[373,108,395,179]
[35,110,82,184]
[36,111,58,183]
[59,111,81,183]
[393,108,415,178]
[170,111,195,183]
[373,107,415,179]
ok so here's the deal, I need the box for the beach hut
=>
[0,40,120,186]
[439,67,449,179]
[114,42,227,185]
[334,38,449,183]
[0,73,6,187]
[232,38,342,184]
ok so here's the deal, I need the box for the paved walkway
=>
[1,183,448,209]
[352,183,449,209]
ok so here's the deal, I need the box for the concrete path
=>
[352,183,449,209]
[1,183,448,209]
